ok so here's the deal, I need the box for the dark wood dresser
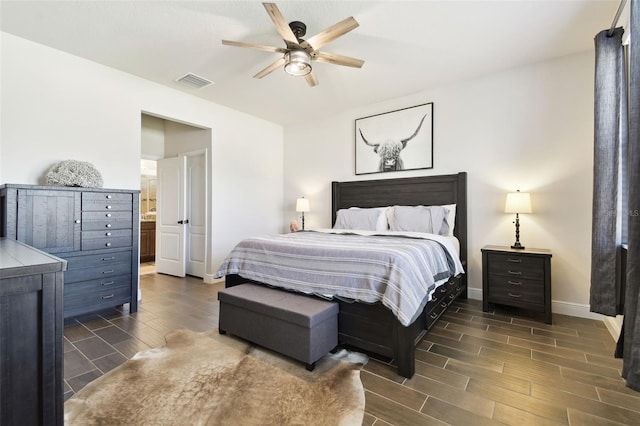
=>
[0,184,139,318]
[0,238,66,425]
[481,245,552,324]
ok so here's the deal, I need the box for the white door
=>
[186,154,206,278]
[155,156,187,277]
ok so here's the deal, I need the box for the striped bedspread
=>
[214,229,465,327]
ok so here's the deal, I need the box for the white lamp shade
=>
[296,197,310,212]
[505,191,532,213]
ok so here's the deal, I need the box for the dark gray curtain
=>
[622,0,640,392]
[590,26,627,316]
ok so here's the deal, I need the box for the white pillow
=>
[334,208,385,231]
[441,204,456,236]
[348,207,389,231]
[387,205,450,235]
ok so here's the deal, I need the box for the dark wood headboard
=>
[331,172,468,268]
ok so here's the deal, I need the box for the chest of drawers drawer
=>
[64,284,132,318]
[82,211,132,231]
[64,250,132,284]
[82,192,133,212]
[81,229,132,250]
[64,274,131,298]
[65,250,132,269]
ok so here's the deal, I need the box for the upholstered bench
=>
[217,283,338,370]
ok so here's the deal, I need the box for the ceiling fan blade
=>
[302,17,359,51]
[222,40,287,54]
[305,71,319,87]
[253,57,286,79]
[263,3,299,47]
[313,51,364,68]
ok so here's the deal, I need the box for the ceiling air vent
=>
[176,73,213,89]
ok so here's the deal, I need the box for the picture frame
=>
[355,102,433,175]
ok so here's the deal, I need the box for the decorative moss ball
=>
[46,160,103,188]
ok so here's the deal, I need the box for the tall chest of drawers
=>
[481,245,552,324]
[1,184,139,318]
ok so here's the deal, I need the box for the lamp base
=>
[511,213,524,249]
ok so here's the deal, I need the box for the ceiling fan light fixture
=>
[284,50,312,76]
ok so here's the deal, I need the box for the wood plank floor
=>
[63,269,640,425]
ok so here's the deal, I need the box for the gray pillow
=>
[388,205,450,235]
[334,208,382,231]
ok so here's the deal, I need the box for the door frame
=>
[140,111,212,283]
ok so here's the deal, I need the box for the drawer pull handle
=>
[106,224,112,228]
[105,242,112,247]
[449,294,455,299]
[106,205,112,209]
[508,280,522,286]
[106,195,112,199]
[102,281,115,286]
[102,270,114,274]
[106,213,112,218]
[507,258,522,263]
[101,257,115,261]
[508,270,522,275]
[102,294,115,299]
[441,302,447,308]
[431,296,438,303]
[440,286,448,293]
[106,232,112,236]
[508,293,522,298]
[75,219,81,224]
[430,312,438,319]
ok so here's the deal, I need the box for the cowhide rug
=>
[65,329,367,425]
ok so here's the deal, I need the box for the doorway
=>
[141,113,209,280]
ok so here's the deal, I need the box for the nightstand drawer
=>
[487,275,544,305]
[487,253,544,279]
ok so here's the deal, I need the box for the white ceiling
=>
[0,1,622,125]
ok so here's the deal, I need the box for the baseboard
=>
[550,300,607,320]
[603,315,623,341]
[467,287,482,301]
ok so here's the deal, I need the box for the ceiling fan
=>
[222,2,364,87]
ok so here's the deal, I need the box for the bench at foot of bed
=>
[217,283,339,371]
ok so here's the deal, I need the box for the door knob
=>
[177,219,190,224]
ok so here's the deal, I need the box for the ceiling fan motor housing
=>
[289,21,306,41]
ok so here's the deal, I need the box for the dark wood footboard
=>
[225,273,466,378]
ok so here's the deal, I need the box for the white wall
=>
[0,32,284,278]
[284,51,597,318]
[141,115,165,160]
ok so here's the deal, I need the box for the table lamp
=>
[505,190,532,249]
[296,197,310,231]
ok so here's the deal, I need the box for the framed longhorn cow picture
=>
[355,102,433,175]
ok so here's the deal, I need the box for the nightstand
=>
[481,245,552,324]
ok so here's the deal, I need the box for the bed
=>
[219,172,467,378]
